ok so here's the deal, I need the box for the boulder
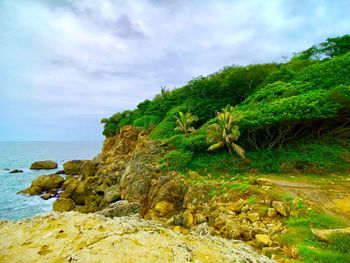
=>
[9,169,23,173]
[18,186,41,195]
[311,227,350,242]
[31,174,64,191]
[255,234,272,248]
[182,210,194,229]
[71,181,89,205]
[18,174,64,195]
[63,160,86,175]
[154,201,174,217]
[272,201,290,217]
[257,178,273,186]
[30,160,57,170]
[96,200,141,218]
[80,160,96,179]
[104,185,121,203]
[41,193,52,200]
[248,212,260,222]
[53,198,75,211]
[232,199,246,213]
[55,170,65,175]
[267,208,277,217]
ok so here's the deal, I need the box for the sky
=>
[0,0,349,141]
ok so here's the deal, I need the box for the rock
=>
[173,214,183,226]
[311,227,350,242]
[63,160,86,175]
[9,169,23,173]
[255,234,272,248]
[71,181,89,205]
[194,212,207,224]
[80,160,96,179]
[154,201,174,217]
[257,178,273,186]
[0,212,274,262]
[32,174,64,191]
[272,201,290,217]
[55,170,65,175]
[18,186,41,195]
[232,199,246,213]
[248,212,260,222]
[41,193,52,200]
[18,174,64,195]
[97,200,141,218]
[30,160,57,170]
[262,247,282,255]
[92,154,101,166]
[267,208,277,217]
[104,185,121,203]
[53,198,75,211]
[182,210,194,229]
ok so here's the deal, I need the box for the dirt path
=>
[269,175,350,224]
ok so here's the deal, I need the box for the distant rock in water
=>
[30,160,58,170]
[9,169,23,173]
[55,170,65,175]
[0,212,273,262]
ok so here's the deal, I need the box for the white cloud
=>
[0,0,349,140]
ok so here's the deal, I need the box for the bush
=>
[161,150,193,171]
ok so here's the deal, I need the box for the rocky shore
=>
[0,212,273,263]
[3,126,324,261]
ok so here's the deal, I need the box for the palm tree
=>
[206,105,246,159]
[174,111,199,135]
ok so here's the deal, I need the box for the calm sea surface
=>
[0,142,101,220]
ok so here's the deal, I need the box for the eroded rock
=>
[30,160,57,170]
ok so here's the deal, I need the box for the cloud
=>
[0,0,349,140]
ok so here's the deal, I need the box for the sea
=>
[0,142,101,220]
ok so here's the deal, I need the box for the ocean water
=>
[0,142,101,220]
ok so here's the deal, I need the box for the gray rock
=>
[9,169,23,173]
[97,200,141,218]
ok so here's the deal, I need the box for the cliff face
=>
[52,125,187,218]
[0,212,273,263]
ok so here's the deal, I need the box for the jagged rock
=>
[173,214,183,226]
[248,212,260,222]
[232,199,246,213]
[272,201,290,217]
[97,200,141,218]
[257,178,273,186]
[182,210,194,229]
[92,153,101,165]
[311,227,350,242]
[53,198,75,211]
[104,185,121,203]
[63,160,86,175]
[154,201,174,217]
[30,160,57,170]
[0,212,274,262]
[41,193,52,200]
[19,174,64,195]
[194,212,207,224]
[19,186,41,195]
[255,234,272,248]
[267,208,277,217]
[80,160,96,179]
[9,169,23,173]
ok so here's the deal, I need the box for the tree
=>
[206,105,246,159]
[174,111,199,135]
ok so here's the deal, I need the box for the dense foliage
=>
[102,35,350,173]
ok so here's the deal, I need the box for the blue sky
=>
[0,0,349,141]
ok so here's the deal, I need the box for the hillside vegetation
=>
[101,35,350,174]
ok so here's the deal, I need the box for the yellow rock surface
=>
[0,212,272,263]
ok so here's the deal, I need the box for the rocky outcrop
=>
[311,227,350,242]
[9,169,23,173]
[63,160,87,175]
[96,200,141,218]
[30,160,58,170]
[0,212,273,263]
[18,174,64,196]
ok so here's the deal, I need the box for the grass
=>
[280,210,349,262]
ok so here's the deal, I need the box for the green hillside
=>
[102,35,350,174]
